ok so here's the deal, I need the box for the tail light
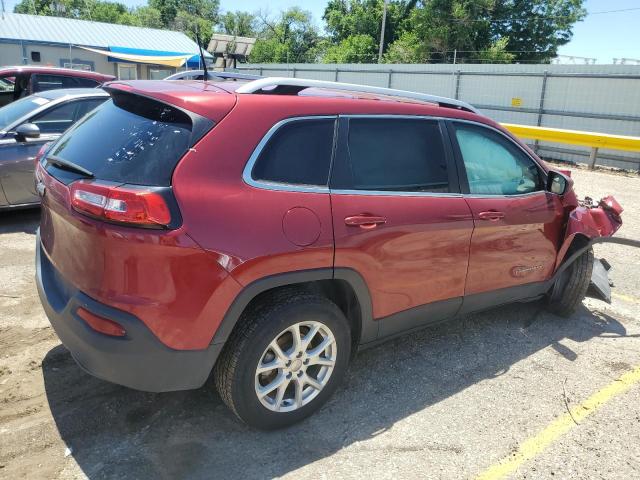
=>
[35,142,51,165]
[70,180,175,228]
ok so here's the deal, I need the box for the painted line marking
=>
[475,365,640,480]
[612,292,640,304]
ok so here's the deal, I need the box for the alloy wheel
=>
[254,321,337,412]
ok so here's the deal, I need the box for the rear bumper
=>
[36,230,222,392]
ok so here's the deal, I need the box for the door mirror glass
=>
[14,122,40,141]
[548,171,568,195]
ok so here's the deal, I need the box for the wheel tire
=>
[546,247,594,317]
[214,290,351,430]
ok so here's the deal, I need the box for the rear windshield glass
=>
[46,91,194,186]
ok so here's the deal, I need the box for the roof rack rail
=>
[209,71,263,81]
[234,77,478,113]
[164,70,262,81]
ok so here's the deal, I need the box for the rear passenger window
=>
[251,119,335,187]
[333,118,449,192]
[68,77,100,88]
[32,75,99,93]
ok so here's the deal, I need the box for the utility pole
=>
[378,0,388,63]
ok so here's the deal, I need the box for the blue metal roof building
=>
[0,13,213,79]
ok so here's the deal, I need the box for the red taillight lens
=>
[35,142,51,165]
[77,307,126,337]
[70,180,172,227]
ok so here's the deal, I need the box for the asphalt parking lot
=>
[1,167,639,480]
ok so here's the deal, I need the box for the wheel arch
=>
[211,268,376,351]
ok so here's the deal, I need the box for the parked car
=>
[0,66,114,108]
[0,88,109,209]
[35,77,625,430]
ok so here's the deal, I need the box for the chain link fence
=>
[230,63,640,171]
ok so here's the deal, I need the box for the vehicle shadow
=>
[0,208,39,235]
[42,302,631,479]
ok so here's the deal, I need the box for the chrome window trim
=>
[242,115,337,194]
[463,190,547,200]
[242,113,549,198]
[329,189,463,198]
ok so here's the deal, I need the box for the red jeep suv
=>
[35,77,624,429]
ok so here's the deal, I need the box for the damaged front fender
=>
[555,195,624,271]
[553,195,640,303]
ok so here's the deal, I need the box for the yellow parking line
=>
[475,365,640,480]
[612,292,640,304]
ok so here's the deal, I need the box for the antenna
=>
[195,28,209,80]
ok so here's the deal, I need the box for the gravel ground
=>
[0,167,639,480]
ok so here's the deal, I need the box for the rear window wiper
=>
[46,155,94,178]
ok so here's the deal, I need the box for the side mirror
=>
[547,171,569,195]
[14,122,40,142]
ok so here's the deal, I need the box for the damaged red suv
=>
[36,76,626,429]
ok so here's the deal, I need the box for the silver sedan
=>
[0,88,108,209]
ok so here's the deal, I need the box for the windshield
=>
[0,95,49,132]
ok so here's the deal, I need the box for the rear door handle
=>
[478,211,505,221]
[344,215,387,229]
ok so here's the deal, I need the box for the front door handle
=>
[478,211,505,221]
[344,215,387,229]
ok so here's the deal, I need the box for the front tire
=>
[546,247,594,317]
[214,291,351,430]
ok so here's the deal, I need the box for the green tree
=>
[323,0,585,64]
[172,10,214,46]
[14,0,87,17]
[148,0,219,26]
[490,0,586,62]
[323,34,377,63]
[383,30,427,63]
[133,6,164,29]
[323,0,418,62]
[401,0,494,63]
[218,11,257,37]
[88,1,130,24]
[475,37,515,63]
[251,8,321,63]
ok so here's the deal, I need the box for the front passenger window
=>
[454,123,541,195]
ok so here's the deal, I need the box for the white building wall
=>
[0,42,180,79]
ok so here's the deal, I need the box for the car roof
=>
[0,66,115,81]
[104,78,505,132]
[35,88,110,100]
